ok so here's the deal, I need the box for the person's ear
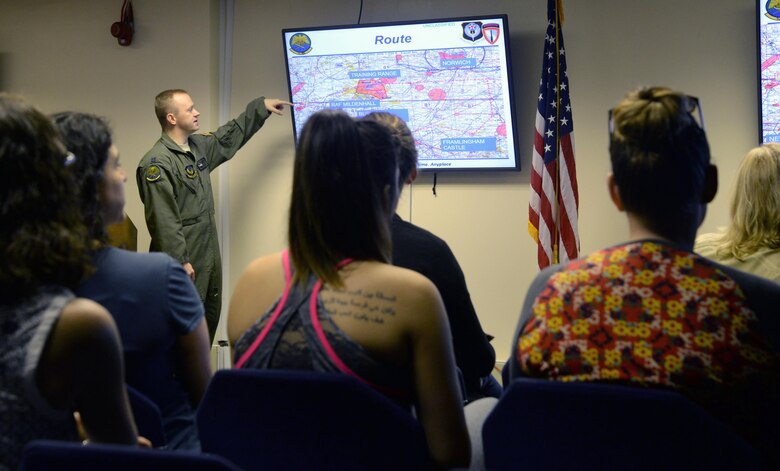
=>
[166,112,176,127]
[406,167,418,185]
[607,173,625,211]
[702,164,718,203]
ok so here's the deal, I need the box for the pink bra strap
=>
[234,249,293,369]
[309,260,407,397]
[308,259,355,377]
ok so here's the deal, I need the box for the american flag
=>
[528,0,579,269]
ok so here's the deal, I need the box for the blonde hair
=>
[154,89,188,129]
[713,143,780,259]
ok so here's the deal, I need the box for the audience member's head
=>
[608,86,715,244]
[720,143,780,258]
[0,94,93,303]
[364,111,418,186]
[52,112,126,248]
[288,109,400,286]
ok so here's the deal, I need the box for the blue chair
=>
[197,369,432,470]
[482,378,760,470]
[19,439,241,470]
[126,384,166,448]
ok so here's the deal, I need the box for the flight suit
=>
[137,97,271,341]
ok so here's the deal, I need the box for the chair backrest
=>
[125,384,166,448]
[197,369,431,470]
[483,378,760,471]
[19,440,241,471]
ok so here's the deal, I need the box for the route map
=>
[286,46,510,168]
[761,5,780,142]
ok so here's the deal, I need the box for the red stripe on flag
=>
[557,133,579,262]
[528,0,578,270]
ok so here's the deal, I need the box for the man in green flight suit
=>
[137,89,291,342]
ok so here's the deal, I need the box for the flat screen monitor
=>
[759,1,780,142]
[282,14,519,171]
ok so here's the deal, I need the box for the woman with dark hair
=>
[364,111,499,403]
[228,109,470,469]
[52,111,211,451]
[0,95,138,469]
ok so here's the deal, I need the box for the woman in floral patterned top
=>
[508,86,780,463]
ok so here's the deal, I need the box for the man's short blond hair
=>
[154,89,188,129]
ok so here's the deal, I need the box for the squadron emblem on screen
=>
[289,33,312,55]
[768,0,780,21]
[461,21,500,45]
[462,22,483,42]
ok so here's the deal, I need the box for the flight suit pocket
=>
[182,216,201,226]
[176,173,198,194]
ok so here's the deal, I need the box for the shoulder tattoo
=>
[321,288,398,325]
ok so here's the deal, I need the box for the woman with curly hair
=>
[695,143,780,283]
[52,111,211,451]
[0,95,138,470]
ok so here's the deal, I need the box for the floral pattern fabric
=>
[517,241,775,388]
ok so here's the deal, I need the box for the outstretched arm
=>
[201,96,286,169]
[264,98,293,116]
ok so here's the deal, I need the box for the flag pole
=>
[529,0,579,269]
[552,0,562,264]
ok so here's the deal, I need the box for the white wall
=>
[0,0,759,362]
[0,0,220,253]
[226,0,759,361]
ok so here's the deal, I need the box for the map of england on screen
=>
[760,1,780,142]
[282,15,519,171]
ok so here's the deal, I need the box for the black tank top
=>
[233,250,413,407]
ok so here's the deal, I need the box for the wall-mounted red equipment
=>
[110,0,134,46]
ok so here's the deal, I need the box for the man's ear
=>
[702,164,718,203]
[607,173,625,211]
[406,167,418,185]
[166,112,176,127]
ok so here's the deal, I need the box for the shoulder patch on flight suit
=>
[145,165,162,182]
[185,165,197,179]
[196,158,208,171]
